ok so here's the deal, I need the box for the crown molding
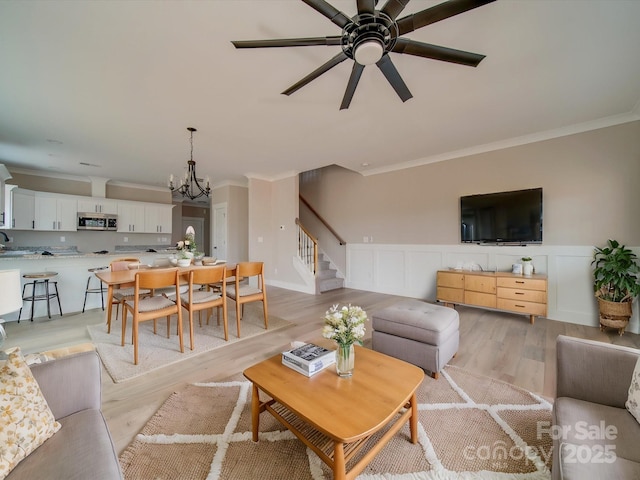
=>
[211,179,248,190]
[7,166,170,193]
[245,170,299,182]
[359,112,640,177]
[7,166,90,182]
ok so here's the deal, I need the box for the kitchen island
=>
[0,248,177,321]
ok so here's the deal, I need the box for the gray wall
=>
[211,184,248,264]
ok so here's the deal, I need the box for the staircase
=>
[316,253,344,293]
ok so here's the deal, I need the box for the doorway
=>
[212,202,227,261]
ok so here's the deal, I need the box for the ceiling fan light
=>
[354,40,383,66]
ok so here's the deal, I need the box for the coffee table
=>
[243,346,424,480]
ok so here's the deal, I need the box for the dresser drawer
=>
[497,277,547,292]
[497,298,547,316]
[464,275,496,294]
[497,287,547,304]
[437,271,465,289]
[465,291,496,308]
[437,286,464,303]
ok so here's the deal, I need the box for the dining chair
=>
[152,256,190,300]
[107,257,150,334]
[225,261,268,338]
[122,267,184,365]
[180,265,228,350]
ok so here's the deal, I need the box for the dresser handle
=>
[515,292,524,295]
[515,304,525,308]
[515,281,525,284]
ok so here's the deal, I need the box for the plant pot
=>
[597,297,632,335]
[522,261,534,276]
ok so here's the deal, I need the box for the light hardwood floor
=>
[4,286,640,454]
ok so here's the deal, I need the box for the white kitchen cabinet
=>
[0,165,11,228]
[10,188,35,230]
[77,198,118,214]
[144,204,173,234]
[0,181,6,228]
[34,193,78,231]
[117,201,145,233]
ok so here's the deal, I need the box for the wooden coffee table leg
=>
[410,392,418,444]
[251,383,260,442]
[333,442,346,480]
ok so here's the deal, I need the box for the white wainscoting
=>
[345,243,640,334]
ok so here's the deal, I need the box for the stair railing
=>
[296,219,318,274]
[299,195,346,246]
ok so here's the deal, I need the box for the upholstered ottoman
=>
[371,299,459,379]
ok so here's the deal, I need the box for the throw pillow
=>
[0,347,61,479]
[24,342,95,365]
[626,356,640,424]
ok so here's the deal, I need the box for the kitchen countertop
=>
[0,246,178,260]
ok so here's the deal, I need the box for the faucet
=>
[0,232,8,242]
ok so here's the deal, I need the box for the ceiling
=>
[1,0,639,191]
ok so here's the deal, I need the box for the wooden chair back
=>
[110,257,140,288]
[123,267,183,365]
[227,261,268,337]
[135,268,181,300]
[183,265,229,345]
[189,265,226,287]
[236,261,264,281]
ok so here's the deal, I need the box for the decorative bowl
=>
[169,258,178,266]
[202,257,218,266]
[177,258,192,267]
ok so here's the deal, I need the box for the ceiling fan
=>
[232,0,495,109]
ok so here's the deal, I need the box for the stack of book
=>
[282,343,335,377]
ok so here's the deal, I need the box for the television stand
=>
[436,270,548,324]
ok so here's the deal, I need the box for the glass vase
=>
[336,343,355,377]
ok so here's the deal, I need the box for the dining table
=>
[94,262,235,329]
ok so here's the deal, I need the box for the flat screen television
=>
[460,188,543,244]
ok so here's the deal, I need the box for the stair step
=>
[317,260,331,271]
[319,277,344,293]
[317,268,337,280]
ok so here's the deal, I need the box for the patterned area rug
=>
[119,364,553,479]
[87,304,291,383]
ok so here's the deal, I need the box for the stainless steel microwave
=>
[77,213,117,231]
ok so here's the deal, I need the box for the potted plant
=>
[521,257,534,276]
[592,239,640,335]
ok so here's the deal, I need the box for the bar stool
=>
[19,272,63,322]
[83,266,108,313]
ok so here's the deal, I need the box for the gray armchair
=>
[553,335,640,479]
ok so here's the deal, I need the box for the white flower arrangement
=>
[176,226,201,258]
[176,234,196,252]
[321,304,368,347]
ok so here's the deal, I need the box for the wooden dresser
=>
[436,270,548,324]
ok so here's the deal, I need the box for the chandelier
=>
[169,127,211,200]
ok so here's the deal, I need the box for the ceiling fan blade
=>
[282,52,349,96]
[380,0,411,20]
[397,0,495,35]
[340,63,365,110]
[376,55,413,102]
[392,38,486,67]
[301,0,352,29]
[232,36,342,49]
[356,0,376,15]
